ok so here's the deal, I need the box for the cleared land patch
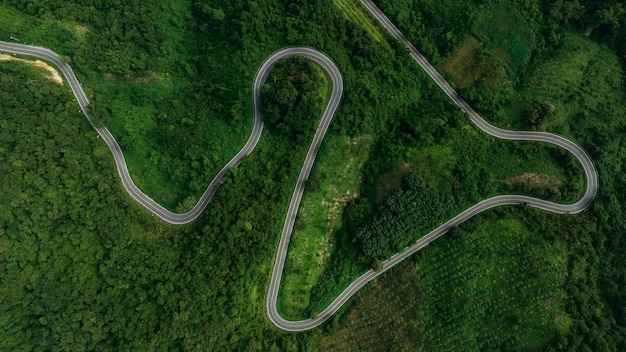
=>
[333,0,386,42]
[376,144,457,201]
[317,266,426,351]
[501,172,565,190]
[439,36,507,91]
[0,54,63,84]
[472,3,534,78]
[439,35,484,88]
[278,134,372,319]
[439,3,533,90]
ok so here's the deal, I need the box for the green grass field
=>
[456,125,582,202]
[504,33,623,131]
[376,124,580,207]
[439,35,508,91]
[439,3,533,90]
[438,35,485,88]
[278,134,372,319]
[472,3,534,78]
[376,144,458,201]
[333,0,387,42]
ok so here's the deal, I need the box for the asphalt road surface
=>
[0,42,342,225]
[267,1,597,332]
[0,3,597,332]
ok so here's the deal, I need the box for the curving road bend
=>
[0,43,342,226]
[0,40,346,329]
[0,0,597,332]
[268,1,598,331]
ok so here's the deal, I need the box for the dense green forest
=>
[1,0,625,350]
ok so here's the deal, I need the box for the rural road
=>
[0,42,342,225]
[267,0,598,331]
[0,0,597,332]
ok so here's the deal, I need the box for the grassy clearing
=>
[472,3,534,78]
[376,125,578,205]
[440,3,532,90]
[407,145,457,192]
[504,33,624,133]
[439,35,484,88]
[461,124,582,202]
[376,144,458,201]
[439,35,508,91]
[500,172,565,190]
[333,0,386,42]
[278,134,372,319]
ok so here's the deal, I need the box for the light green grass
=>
[0,3,89,56]
[333,0,386,42]
[509,33,623,132]
[277,134,373,319]
[439,35,485,88]
[407,145,457,193]
[376,124,578,209]
[376,144,458,201]
[460,123,581,201]
[440,4,533,90]
[472,3,534,78]
[439,35,508,91]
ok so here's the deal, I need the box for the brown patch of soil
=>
[0,53,63,84]
[501,173,564,188]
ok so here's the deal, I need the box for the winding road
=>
[0,0,597,332]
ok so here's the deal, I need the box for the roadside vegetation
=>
[333,0,387,42]
[1,0,625,350]
[319,212,573,351]
[278,133,372,319]
[440,3,534,90]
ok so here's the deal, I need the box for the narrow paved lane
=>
[0,43,343,226]
[268,1,598,331]
[0,1,597,331]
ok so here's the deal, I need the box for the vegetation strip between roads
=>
[0,1,597,332]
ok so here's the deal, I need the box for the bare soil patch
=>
[0,53,63,84]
